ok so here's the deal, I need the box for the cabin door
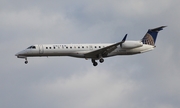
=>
[39,45,44,54]
[89,45,93,50]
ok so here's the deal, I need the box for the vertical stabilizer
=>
[142,26,166,46]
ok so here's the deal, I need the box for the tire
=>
[93,62,98,66]
[99,58,104,63]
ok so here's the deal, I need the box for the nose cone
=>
[15,53,19,56]
[15,50,27,58]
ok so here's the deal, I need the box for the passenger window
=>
[95,46,97,48]
[66,47,68,49]
[86,46,88,48]
[78,46,80,49]
[99,46,101,48]
[49,47,51,49]
[70,47,72,49]
[46,47,48,49]
[82,46,84,48]
[54,47,55,49]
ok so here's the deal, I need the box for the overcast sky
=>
[0,0,180,108]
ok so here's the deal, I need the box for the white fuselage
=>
[16,41,154,59]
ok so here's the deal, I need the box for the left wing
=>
[84,34,127,58]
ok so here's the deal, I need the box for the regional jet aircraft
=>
[15,26,166,66]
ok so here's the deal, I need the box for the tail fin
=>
[141,26,166,46]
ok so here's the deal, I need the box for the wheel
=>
[93,62,98,66]
[99,58,104,63]
[25,61,28,64]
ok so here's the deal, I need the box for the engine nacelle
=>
[121,41,143,49]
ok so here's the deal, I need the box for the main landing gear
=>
[24,58,28,64]
[91,58,104,66]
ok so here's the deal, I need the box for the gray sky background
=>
[0,0,180,108]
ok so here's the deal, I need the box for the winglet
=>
[122,34,127,42]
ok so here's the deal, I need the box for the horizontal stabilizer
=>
[149,26,167,32]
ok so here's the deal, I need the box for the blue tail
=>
[142,26,166,46]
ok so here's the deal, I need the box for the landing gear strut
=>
[24,58,28,64]
[91,59,98,66]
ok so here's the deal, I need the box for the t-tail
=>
[141,26,166,46]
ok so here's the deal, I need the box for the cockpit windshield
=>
[27,46,36,49]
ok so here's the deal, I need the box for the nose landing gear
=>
[24,58,28,64]
[25,61,28,64]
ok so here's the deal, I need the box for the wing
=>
[84,34,127,58]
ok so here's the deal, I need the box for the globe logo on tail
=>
[141,26,166,46]
[142,33,155,46]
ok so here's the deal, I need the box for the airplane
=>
[15,26,166,66]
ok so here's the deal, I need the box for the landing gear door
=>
[39,45,44,54]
